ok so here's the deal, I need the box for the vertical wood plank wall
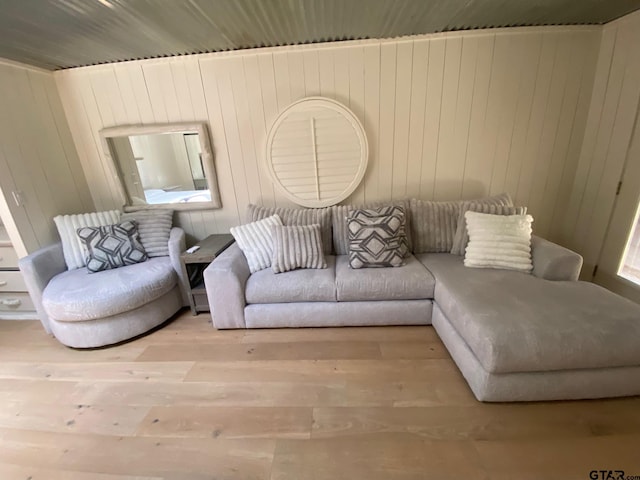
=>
[564,11,640,279]
[55,27,600,244]
[0,60,94,254]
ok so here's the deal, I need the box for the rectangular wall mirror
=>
[100,123,221,211]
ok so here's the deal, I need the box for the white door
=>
[594,111,640,304]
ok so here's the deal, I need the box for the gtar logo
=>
[589,471,625,480]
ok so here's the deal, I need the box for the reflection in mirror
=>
[100,123,221,211]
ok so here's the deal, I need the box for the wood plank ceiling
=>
[2,0,640,71]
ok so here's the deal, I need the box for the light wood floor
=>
[1,311,640,479]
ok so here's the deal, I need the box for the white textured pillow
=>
[464,211,533,273]
[54,210,122,270]
[230,215,283,273]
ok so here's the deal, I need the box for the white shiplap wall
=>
[563,11,640,279]
[55,27,600,243]
[0,60,94,255]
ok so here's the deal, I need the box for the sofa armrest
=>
[531,235,583,281]
[18,243,67,334]
[204,243,249,329]
[168,227,189,306]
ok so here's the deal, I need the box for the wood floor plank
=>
[474,434,640,479]
[311,400,640,440]
[0,378,82,404]
[137,406,312,439]
[378,340,450,359]
[136,341,382,362]
[73,378,460,408]
[0,427,275,479]
[185,358,460,383]
[271,437,489,480]
[240,325,439,344]
[0,361,194,382]
[0,463,160,480]
[0,401,151,436]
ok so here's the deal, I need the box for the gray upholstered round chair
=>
[19,227,188,348]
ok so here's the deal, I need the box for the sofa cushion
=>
[417,253,640,374]
[42,257,177,322]
[246,256,337,303]
[335,254,434,301]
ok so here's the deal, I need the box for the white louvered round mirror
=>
[265,97,368,208]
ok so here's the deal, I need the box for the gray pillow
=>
[332,200,412,255]
[347,211,405,269]
[121,209,173,257]
[248,204,332,255]
[77,220,147,273]
[451,203,527,255]
[271,224,327,273]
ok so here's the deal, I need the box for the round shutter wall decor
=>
[265,97,368,208]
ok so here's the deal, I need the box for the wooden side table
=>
[180,234,235,315]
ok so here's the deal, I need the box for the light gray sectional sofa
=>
[205,201,640,402]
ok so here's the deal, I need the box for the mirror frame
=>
[99,122,221,212]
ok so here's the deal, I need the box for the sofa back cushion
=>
[332,200,412,255]
[248,204,332,255]
[410,193,513,253]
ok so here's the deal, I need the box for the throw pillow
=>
[410,193,513,253]
[247,204,332,255]
[230,214,283,273]
[54,210,122,270]
[331,200,413,255]
[464,211,534,273]
[271,224,327,273]
[347,211,405,268]
[121,209,173,257]
[76,220,148,273]
[451,203,527,256]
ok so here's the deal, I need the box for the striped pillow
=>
[54,210,122,270]
[271,224,327,273]
[230,215,283,273]
[121,209,173,257]
[247,204,332,255]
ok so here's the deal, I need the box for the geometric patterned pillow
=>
[347,212,405,269]
[349,205,409,257]
[76,220,148,273]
